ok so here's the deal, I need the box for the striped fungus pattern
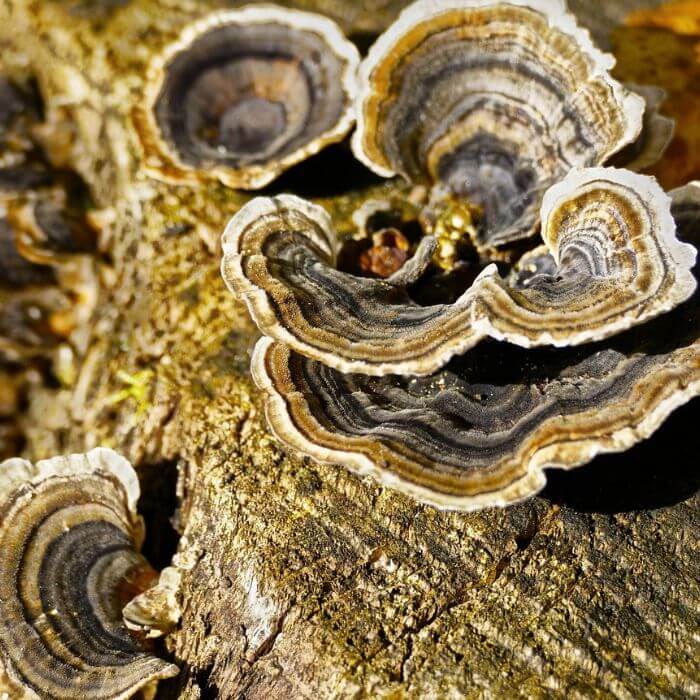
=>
[220,0,697,510]
[0,449,179,698]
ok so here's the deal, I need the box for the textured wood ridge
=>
[2,1,698,698]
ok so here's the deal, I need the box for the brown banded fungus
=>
[0,204,68,362]
[0,78,51,193]
[122,565,182,640]
[0,214,57,290]
[0,448,179,698]
[352,0,645,251]
[0,74,98,365]
[133,6,360,190]
[0,190,98,363]
[9,190,96,263]
[249,181,700,510]
[222,169,696,376]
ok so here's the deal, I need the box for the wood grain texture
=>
[2,1,698,698]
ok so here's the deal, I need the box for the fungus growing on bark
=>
[9,189,96,262]
[251,337,699,509]
[0,448,179,698]
[134,6,359,190]
[0,190,98,363]
[123,565,182,640]
[0,73,99,365]
[224,178,700,510]
[0,215,57,290]
[0,207,67,361]
[0,78,50,193]
[249,182,700,510]
[222,169,696,376]
[352,0,645,251]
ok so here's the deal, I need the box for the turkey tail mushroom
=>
[222,169,696,376]
[352,0,645,252]
[133,5,360,190]
[0,448,179,699]
[242,180,700,511]
[610,84,675,172]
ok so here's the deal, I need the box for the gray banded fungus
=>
[352,0,645,251]
[0,448,179,698]
[250,181,700,510]
[222,168,696,376]
[134,6,360,190]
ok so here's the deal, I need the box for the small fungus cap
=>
[352,0,645,249]
[134,5,360,190]
[0,448,179,699]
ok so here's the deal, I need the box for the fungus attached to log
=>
[0,216,57,290]
[252,328,700,510]
[0,73,99,366]
[0,448,179,698]
[9,190,96,263]
[0,290,69,361]
[0,78,50,193]
[222,169,696,376]
[134,6,359,190]
[250,183,700,510]
[0,191,98,363]
[352,0,645,250]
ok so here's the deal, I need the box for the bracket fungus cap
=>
[0,213,57,290]
[133,5,360,190]
[352,0,645,249]
[248,178,700,511]
[222,168,696,376]
[0,448,179,699]
[251,332,700,511]
[0,190,99,363]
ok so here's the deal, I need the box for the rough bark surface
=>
[3,1,699,698]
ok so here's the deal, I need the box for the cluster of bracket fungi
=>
[208,0,700,511]
[139,0,700,512]
[1,1,700,696]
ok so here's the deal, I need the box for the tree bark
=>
[3,1,699,698]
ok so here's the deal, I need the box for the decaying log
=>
[2,1,699,697]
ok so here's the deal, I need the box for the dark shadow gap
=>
[542,398,700,514]
[138,459,181,571]
[261,140,384,199]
